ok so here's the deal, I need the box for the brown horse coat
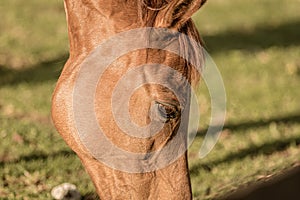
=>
[52,0,206,199]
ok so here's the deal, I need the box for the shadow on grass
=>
[203,20,300,53]
[0,54,68,86]
[197,113,300,136]
[190,135,300,176]
[191,113,300,175]
[0,149,101,199]
[220,165,300,200]
[0,149,74,167]
[83,193,100,200]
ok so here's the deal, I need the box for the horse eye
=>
[152,102,179,122]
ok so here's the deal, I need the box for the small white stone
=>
[51,183,82,200]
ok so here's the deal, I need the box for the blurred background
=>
[0,0,299,199]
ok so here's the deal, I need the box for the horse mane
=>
[137,0,205,85]
[141,0,170,11]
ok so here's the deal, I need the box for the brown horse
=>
[52,0,206,199]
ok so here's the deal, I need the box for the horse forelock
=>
[136,0,205,85]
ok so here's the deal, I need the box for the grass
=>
[0,0,300,199]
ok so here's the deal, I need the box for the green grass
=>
[1,0,300,199]
[0,0,68,68]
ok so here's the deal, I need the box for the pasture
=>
[0,0,300,199]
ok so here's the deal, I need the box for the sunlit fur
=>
[52,0,206,199]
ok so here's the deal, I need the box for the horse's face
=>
[88,47,196,198]
[52,0,206,199]
[94,48,189,154]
